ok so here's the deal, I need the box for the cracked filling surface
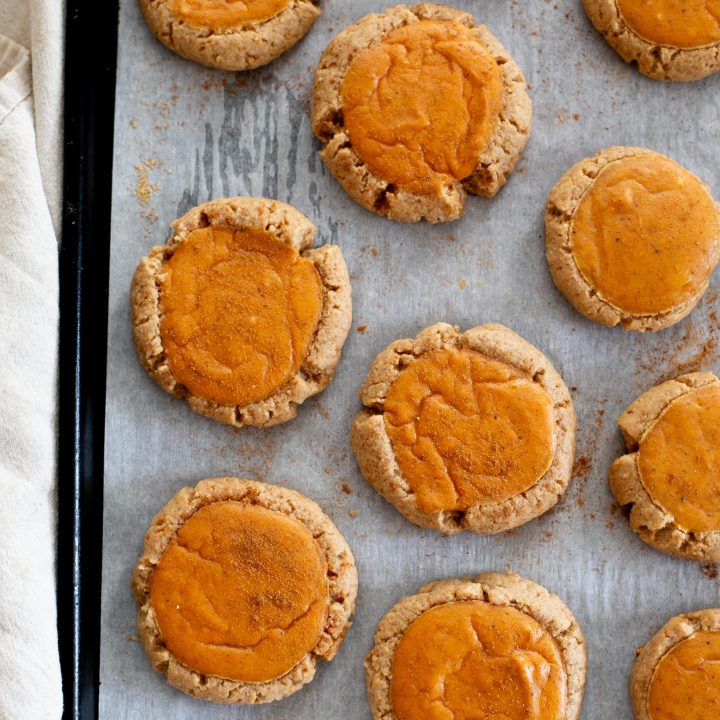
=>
[339,19,504,196]
[390,601,567,720]
[383,348,556,514]
[159,225,323,407]
[647,630,720,720]
[168,0,290,30]
[148,501,329,683]
[637,383,720,534]
[570,154,720,316]
[616,0,720,48]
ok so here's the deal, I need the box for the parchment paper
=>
[101,2,720,717]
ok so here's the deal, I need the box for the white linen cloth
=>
[0,1,65,718]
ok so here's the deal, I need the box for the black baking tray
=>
[58,0,119,717]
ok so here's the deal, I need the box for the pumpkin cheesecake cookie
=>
[366,572,587,720]
[351,323,575,534]
[131,197,351,428]
[546,147,720,332]
[583,0,720,81]
[138,0,320,71]
[631,609,720,719]
[610,372,720,562]
[133,477,358,703]
[311,4,532,223]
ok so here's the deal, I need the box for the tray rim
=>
[58,1,119,718]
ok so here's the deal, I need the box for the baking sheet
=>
[100,2,720,717]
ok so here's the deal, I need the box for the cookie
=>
[610,371,720,562]
[366,572,587,720]
[311,3,532,223]
[546,147,720,332]
[351,323,576,535]
[583,0,720,81]
[138,0,320,71]
[131,197,352,428]
[132,477,358,703]
[631,609,720,719]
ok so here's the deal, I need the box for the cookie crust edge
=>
[310,3,532,223]
[138,0,321,71]
[351,322,576,535]
[365,572,587,720]
[631,609,720,719]
[132,477,358,704]
[583,0,720,81]
[131,196,352,429]
[545,146,720,332]
[609,371,720,562]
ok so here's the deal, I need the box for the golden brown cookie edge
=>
[545,146,719,332]
[364,572,587,720]
[351,322,576,535]
[630,609,720,719]
[138,0,320,71]
[609,372,720,562]
[582,0,720,81]
[132,476,358,704]
[130,196,352,429]
[310,3,532,223]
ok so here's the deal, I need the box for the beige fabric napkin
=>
[0,1,65,718]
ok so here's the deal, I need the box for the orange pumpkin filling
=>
[616,0,720,48]
[159,225,323,407]
[383,348,556,514]
[340,19,504,196]
[391,601,567,720]
[570,154,720,316]
[149,502,329,682]
[169,0,290,30]
[647,631,720,720]
[638,383,720,533]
